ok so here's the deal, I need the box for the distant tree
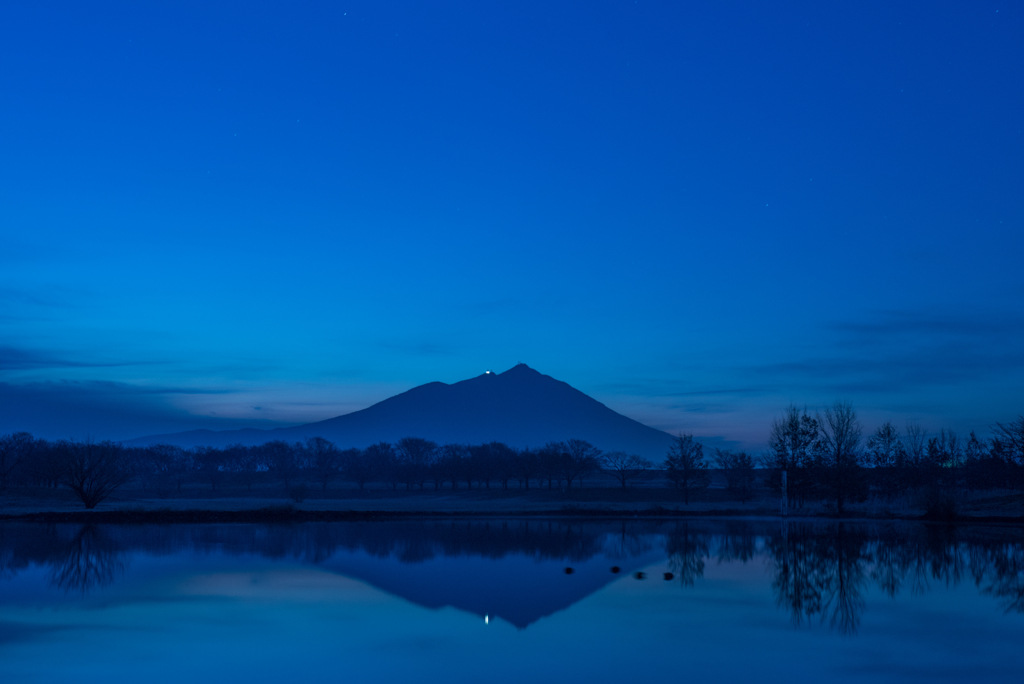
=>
[22,439,62,489]
[866,421,906,501]
[537,442,563,489]
[122,446,153,491]
[993,416,1024,464]
[261,441,302,490]
[962,431,998,491]
[561,439,602,490]
[764,407,819,507]
[964,431,987,463]
[469,443,497,489]
[55,440,134,509]
[815,401,865,514]
[305,436,342,492]
[396,437,437,489]
[487,442,517,489]
[223,444,261,491]
[340,446,377,490]
[903,423,928,487]
[513,447,540,490]
[602,451,653,489]
[437,443,468,490]
[364,442,399,490]
[145,444,192,492]
[467,442,517,490]
[992,417,1024,492]
[713,449,756,503]
[664,434,710,504]
[0,432,36,492]
[194,446,228,491]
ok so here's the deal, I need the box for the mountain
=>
[129,364,677,458]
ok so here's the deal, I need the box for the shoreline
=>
[2,507,1022,525]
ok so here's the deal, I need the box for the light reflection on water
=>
[0,520,1022,683]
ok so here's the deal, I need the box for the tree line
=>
[1,404,1021,511]
[2,519,1021,630]
[762,403,1024,515]
[0,434,677,508]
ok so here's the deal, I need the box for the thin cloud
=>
[0,346,130,371]
[0,380,288,441]
[747,309,1024,396]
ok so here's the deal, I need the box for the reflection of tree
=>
[974,544,1024,614]
[665,523,709,587]
[603,521,655,559]
[2,518,1024,624]
[47,525,128,594]
[769,524,825,626]
[766,523,867,634]
[871,532,916,598]
[822,526,867,634]
[715,523,756,564]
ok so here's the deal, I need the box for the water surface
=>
[1,519,1022,683]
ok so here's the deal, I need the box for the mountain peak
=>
[501,363,540,376]
[128,365,677,458]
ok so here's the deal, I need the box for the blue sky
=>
[1,1,1021,446]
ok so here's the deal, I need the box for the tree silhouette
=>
[816,402,865,515]
[56,440,134,509]
[765,407,819,508]
[664,434,710,504]
[713,448,756,502]
[305,436,342,491]
[0,432,36,492]
[602,451,653,489]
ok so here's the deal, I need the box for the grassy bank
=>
[2,485,1022,524]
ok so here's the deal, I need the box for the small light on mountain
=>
[484,615,490,624]
[485,370,493,375]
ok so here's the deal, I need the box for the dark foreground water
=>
[1,519,1022,683]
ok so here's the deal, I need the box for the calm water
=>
[1,519,1022,683]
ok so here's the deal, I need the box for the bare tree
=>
[0,432,36,491]
[306,436,342,492]
[396,437,438,489]
[513,447,539,490]
[261,441,302,490]
[437,443,468,490]
[713,449,756,503]
[364,442,399,490]
[993,416,1024,469]
[664,434,710,504]
[866,421,906,501]
[561,439,602,490]
[224,444,261,491]
[194,446,227,491]
[765,407,819,507]
[55,440,134,509]
[340,446,377,490]
[816,401,864,514]
[602,451,653,489]
[904,423,928,466]
[487,442,517,490]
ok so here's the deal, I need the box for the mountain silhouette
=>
[129,364,677,458]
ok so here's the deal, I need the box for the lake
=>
[1,519,1022,683]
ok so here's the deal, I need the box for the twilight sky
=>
[1,1,1021,447]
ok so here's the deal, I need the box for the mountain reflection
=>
[0,520,1021,632]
